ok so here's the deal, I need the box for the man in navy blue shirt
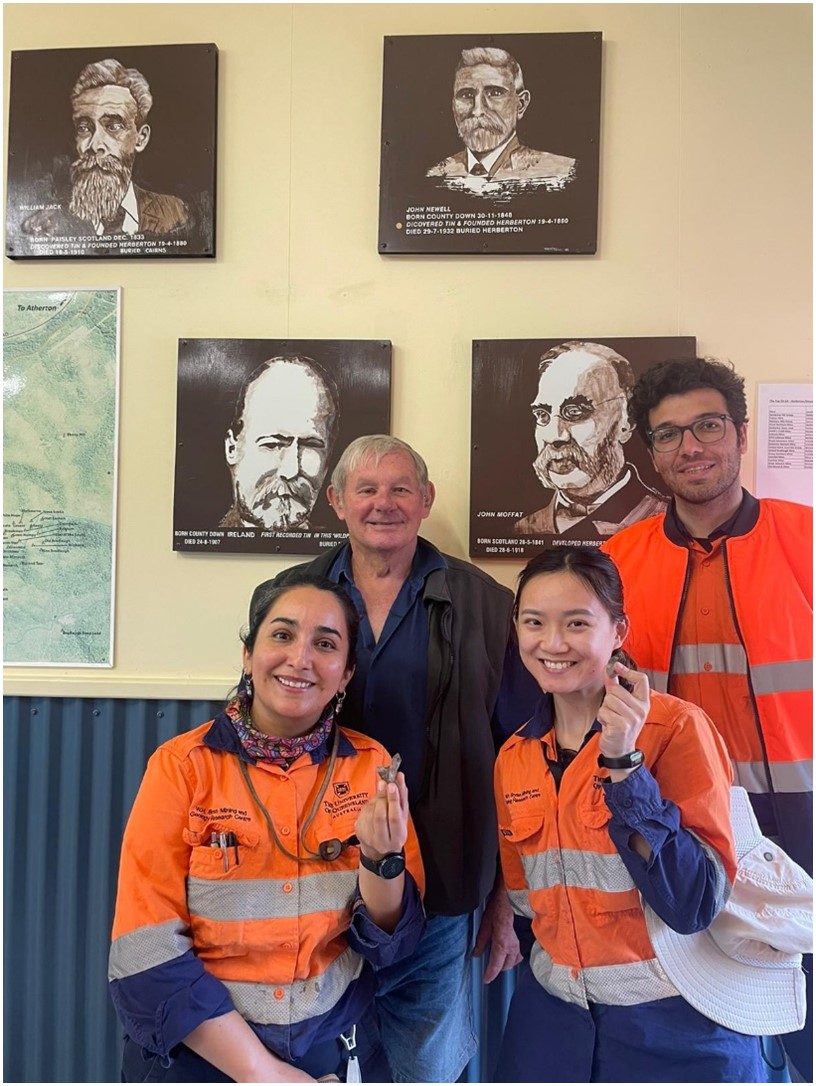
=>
[267,434,538,1082]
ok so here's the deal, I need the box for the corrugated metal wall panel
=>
[3,695,513,1083]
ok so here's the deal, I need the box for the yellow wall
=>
[4,3,811,699]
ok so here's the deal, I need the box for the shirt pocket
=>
[577,778,613,831]
[184,826,263,959]
[575,787,641,921]
[183,825,261,878]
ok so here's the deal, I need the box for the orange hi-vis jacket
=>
[109,717,425,1059]
[603,496,812,870]
[495,690,736,1010]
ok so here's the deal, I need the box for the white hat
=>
[645,786,813,1036]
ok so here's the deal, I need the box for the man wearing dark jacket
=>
[261,434,537,1083]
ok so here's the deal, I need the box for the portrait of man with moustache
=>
[427,45,576,192]
[219,356,340,533]
[513,342,667,538]
[468,336,695,558]
[172,338,392,555]
[378,33,602,255]
[6,44,216,258]
[21,59,188,239]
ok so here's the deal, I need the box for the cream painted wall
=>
[4,3,811,699]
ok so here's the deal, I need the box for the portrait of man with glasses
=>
[513,341,668,538]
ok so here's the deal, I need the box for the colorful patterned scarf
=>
[225,687,335,765]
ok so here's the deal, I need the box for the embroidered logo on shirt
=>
[323,791,369,817]
[504,787,542,806]
[333,781,350,797]
[190,804,252,823]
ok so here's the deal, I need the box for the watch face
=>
[379,853,406,879]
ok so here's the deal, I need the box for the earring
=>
[243,672,253,699]
[335,689,346,713]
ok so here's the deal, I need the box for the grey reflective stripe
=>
[224,945,364,1025]
[108,919,192,981]
[507,888,534,919]
[187,869,358,922]
[687,831,730,912]
[771,759,813,793]
[529,942,678,1009]
[750,659,813,696]
[521,848,635,896]
[643,669,668,693]
[732,759,771,793]
[732,759,813,794]
[673,643,747,676]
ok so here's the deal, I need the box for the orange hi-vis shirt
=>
[668,535,760,778]
[109,720,424,1039]
[603,497,812,806]
[495,690,736,1010]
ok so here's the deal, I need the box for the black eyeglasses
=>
[647,413,736,452]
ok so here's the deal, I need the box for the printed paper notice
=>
[755,384,812,506]
[3,289,120,665]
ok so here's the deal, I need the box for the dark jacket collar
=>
[664,488,760,547]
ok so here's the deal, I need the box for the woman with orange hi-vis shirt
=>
[109,573,424,1083]
[494,547,764,1082]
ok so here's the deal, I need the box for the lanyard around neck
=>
[237,726,356,863]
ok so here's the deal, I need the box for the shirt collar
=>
[554,466,632,519]
[120,182,139,233]
[336,536,446,590]
[665,488,760,549]
[94,181,139,236]
[466,131,516,174]
[517,693,602,740]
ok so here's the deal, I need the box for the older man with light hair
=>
[256,434,538,1082]
[428,45,575,186]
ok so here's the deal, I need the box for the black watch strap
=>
[597,749,645,770]
[359,849,406,879]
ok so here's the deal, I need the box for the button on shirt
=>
[332,540,445,798]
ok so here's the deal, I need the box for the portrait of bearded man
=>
[513,342,668,539]
[20,58,189,239]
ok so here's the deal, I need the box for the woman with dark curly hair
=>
[110,572,424,1083]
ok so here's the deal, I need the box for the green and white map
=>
[4,289,119,665]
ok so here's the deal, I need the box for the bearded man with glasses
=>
[514,341,668,538]
[603,356,812,1080]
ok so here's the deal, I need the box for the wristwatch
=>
[359,849,406,879]
[597,749,645,770]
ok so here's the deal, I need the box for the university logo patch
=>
[333,781,350,797]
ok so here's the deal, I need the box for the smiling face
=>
[531,350,631,500]
[243,585,354,737]
[515,570,626,701]
[648,388,746,507]
[452,62,529,155]
[327,451,435,561]
[226,362,333,530]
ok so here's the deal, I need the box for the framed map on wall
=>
[4,288,120,665]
